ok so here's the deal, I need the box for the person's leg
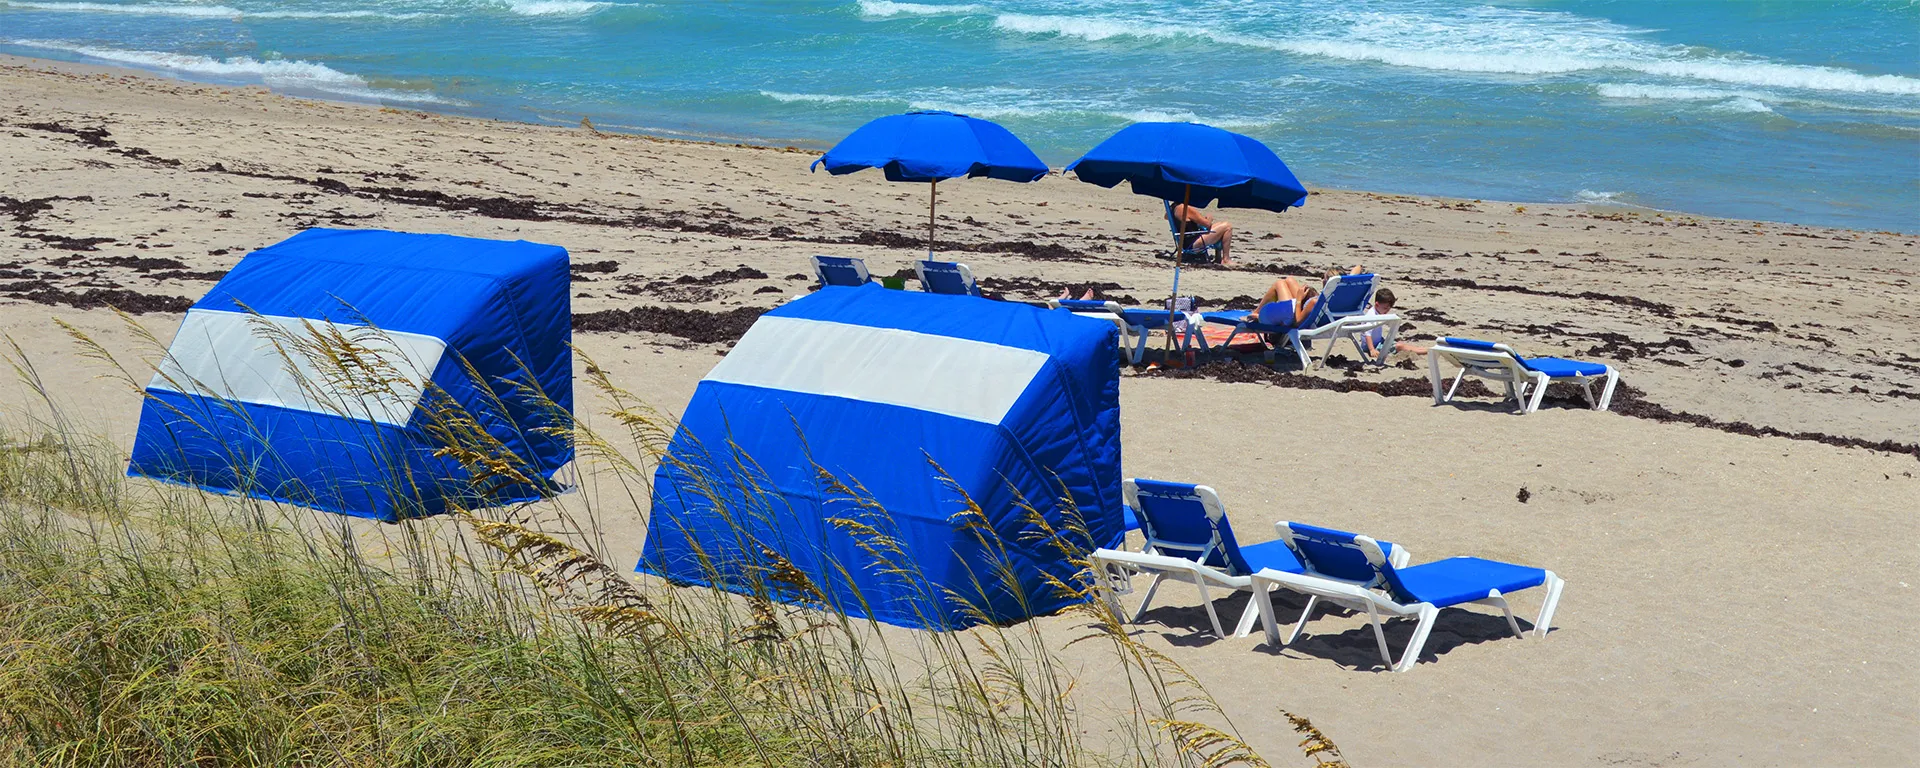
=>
[1208,221,1232,264]
[1394,341,1428,356]
[1257,277,1303,307]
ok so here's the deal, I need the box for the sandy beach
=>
[2,55,1916,766]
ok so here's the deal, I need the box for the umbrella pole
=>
[928,180,937,259]
[1165,184,1191,359]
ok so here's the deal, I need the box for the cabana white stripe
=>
[704,316,1050,425]
[149,308,446,427]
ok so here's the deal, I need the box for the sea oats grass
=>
[0,315,1339,767]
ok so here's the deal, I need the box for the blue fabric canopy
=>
[126,228,574,521]
[811,110,1049,183]
[1066,122,1307,211]
[639,285,1124,630]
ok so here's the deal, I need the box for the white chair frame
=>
[1249,531,1565,673]
[914,260,977,296]
[1427,341,1618,414]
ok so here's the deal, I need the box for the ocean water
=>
[4,0,1916,231]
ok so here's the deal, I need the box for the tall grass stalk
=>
[0,314,1342,766]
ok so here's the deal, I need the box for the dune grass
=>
[0,315,1345,767]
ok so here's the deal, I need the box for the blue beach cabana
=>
[127,228,574,521]
[640,286,1124,630]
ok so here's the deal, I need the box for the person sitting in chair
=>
[1171,202,1233,266]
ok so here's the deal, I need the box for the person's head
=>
[1373,288,1397,313]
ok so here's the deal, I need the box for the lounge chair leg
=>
[1598,370,1618,411]
[1365,603,1394,669]
[1526,373,1550,414]
[1131,573,1165,624]
[1286,595,1319,646]
[1428,352,1447,404]
[1194,578,1227,639]
[1485,591,1523,638]
[1253,584,1282,646]
[1446,369,1468,403]
[1579,378,1597,409]
[1533,571,1565,639]
[1394,605,1441,673]
[1233,593,1263,638]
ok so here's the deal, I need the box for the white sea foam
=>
[760,90,890,105]
[856,1,983,18]
[1709,97,1774,114]
[992,13,1164,42]
[1,1,440,20]
[2,1,244,17]
[989,7,1920,98]
[506,0,608,16]
[1597,83,1745,101]
[7,39,450,103]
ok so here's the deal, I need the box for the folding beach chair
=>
[915,259,981,296]
[1428,337,1618,414]
[1164,200,1222,264]
[1048,299,1204,365]
[1250,522,1565,673]
[811,255,872,288]
[1090,480,1383,640]
[1201,273,1399,369]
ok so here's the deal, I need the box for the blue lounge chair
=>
[1201,273,1399,369]
[1164,200,1221,264]
[1089,480,1400,640]
[811,255,872,288]
[915,259,980,296]
[1428,337,1618,414]
[1049,299,1203,365]
[1250,522,1565,672]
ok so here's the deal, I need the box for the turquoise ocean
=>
[3,0,1916,231]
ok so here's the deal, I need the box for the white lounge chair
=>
[1201,273,1399,369]
[1048,299,1201,365]
[1089,480,1400,640]
[1428,337,1618,414]
[1250,521,1565,673]
[811,255,872,288]
[915,259,980,296]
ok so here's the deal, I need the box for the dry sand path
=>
[3,57,1917,766]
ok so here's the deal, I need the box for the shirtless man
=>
[1170,202,1233,265]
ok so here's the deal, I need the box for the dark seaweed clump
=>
[572,306,763,345]
[4,285,194,314]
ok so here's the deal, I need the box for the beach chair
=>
[811,255,872,288]
[915,259,980,296]
[1250,522,1565,672]
[1428,337,1618,414]
[1163,200,1221,264]
[1048,299,1204,365]
[1200,273,1399,369]
[1090,480,1325,640]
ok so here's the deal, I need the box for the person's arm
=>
[1173,203,1210,228]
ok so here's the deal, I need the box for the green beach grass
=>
[0,316,1346,767]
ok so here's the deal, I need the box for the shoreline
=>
[2,51,1897,236]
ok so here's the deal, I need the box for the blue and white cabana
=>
[127,228,574,522]
[640,285,1124,630]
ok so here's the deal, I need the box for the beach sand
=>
[3,55,1916,766]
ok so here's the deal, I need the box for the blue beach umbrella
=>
[812,110,1050,257]
[1067,122,1308,352]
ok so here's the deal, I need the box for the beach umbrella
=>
[1067,122,1307,354]
[811,110,1049,258]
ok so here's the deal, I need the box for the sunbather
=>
[1251,266,1361,326]
[1171,203,1233,265]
